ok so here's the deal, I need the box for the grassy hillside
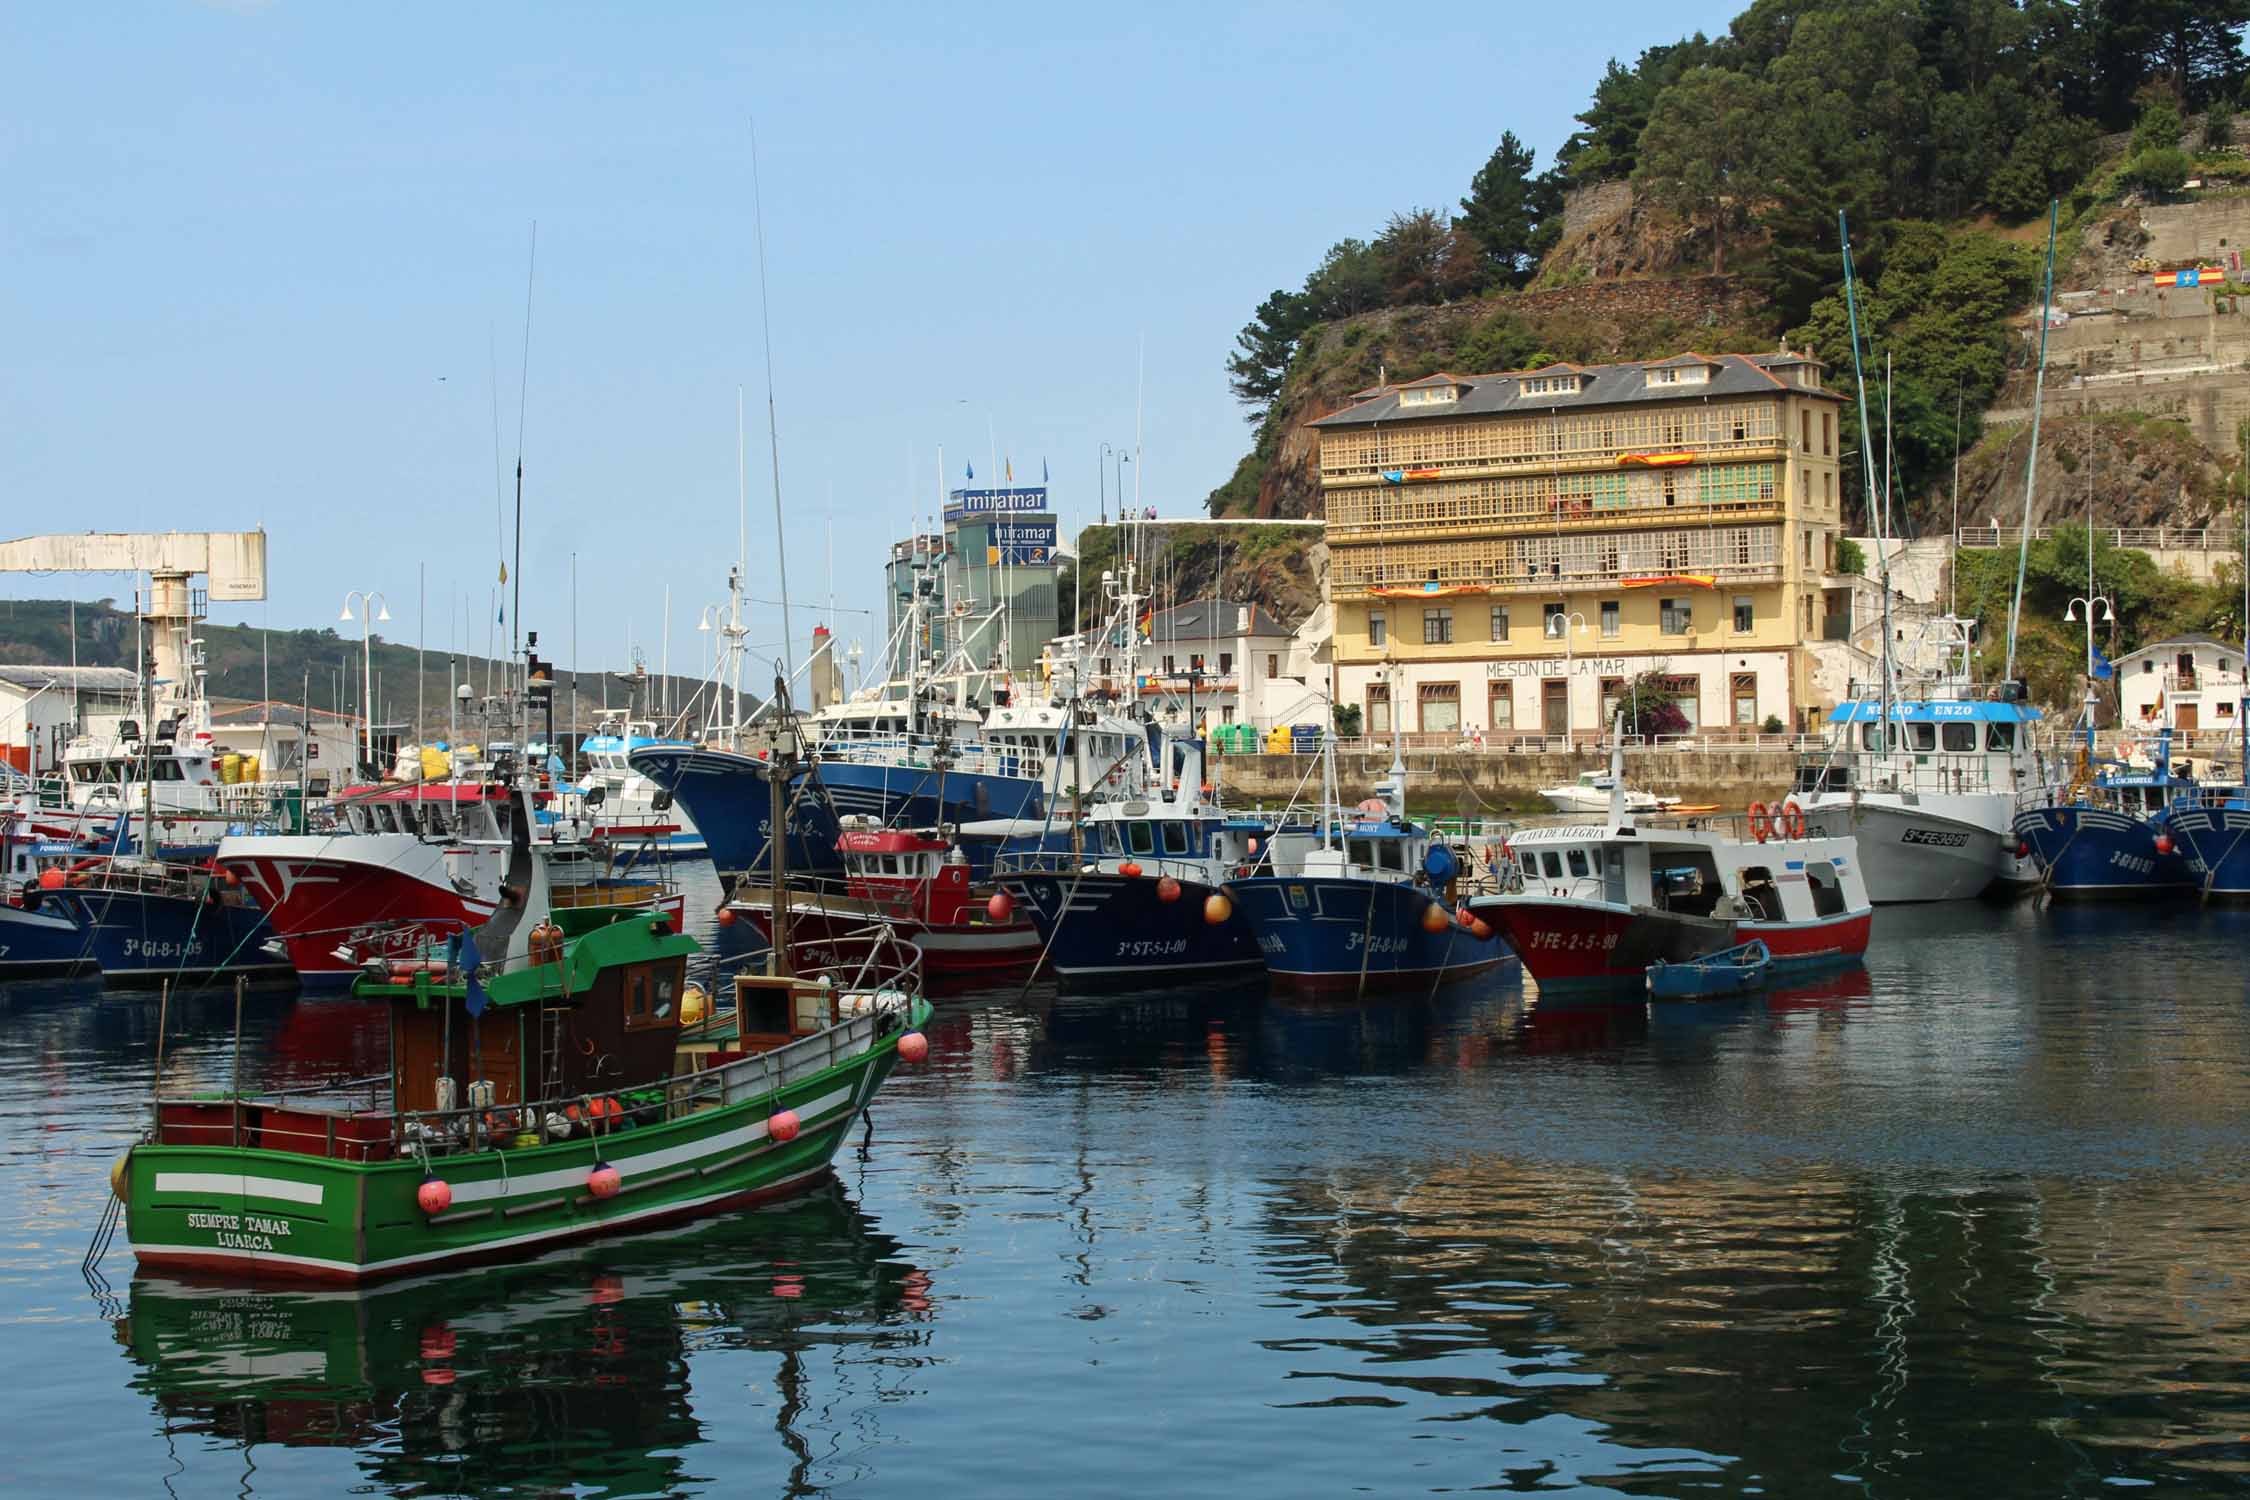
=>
[0,597,707,734]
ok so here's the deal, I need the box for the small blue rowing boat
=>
[1645,939,1770,1000]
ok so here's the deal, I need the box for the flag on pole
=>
[2092,644,2115,680]
[966,460,974,480]
[1042,457,1049,483]
[1005,457,1013,483]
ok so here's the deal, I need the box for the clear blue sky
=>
[2,0,1741,679]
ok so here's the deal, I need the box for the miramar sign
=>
[944,486,1048,522]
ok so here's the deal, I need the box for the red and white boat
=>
[218,782,681,984]
[1467,756,1870,996]
[216,783,516,982]
[733,825,1041,982]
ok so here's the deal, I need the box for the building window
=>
[1367,684,1390,734]
[1266,653,1279,680]
[1218,652,1233,676]
[1162,655,1177,675]
[1600,600,1620,638]
[1733,596,1754,633]
[1423,608,1454,644]
[1801,410,1812,450]
[1490,606,1509,642]
[1368,611,1386,647]
[1661,598,1692,635]
[1419,682,1461,733]
[1600,676,1625,721]
[1824,412,1834,456]
[2143,659,2155,674]
[1488,684,1514,731]
[1660,674,1702,730]
[1732,672,1758,726]
[1543,601,1567,638]
[1220,706,1235,724]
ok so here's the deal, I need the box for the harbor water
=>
[3,896,2246,1497]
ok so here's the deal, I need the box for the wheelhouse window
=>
[1803,860,1846,917]
[1377,840,1405,872]
[1127,822,1155,855]
[1565,848,1590,877]
[1160,822,1189,856]
[1942,722,1976,752]
[1986,722,2017,751]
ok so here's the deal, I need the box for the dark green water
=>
[3,900,2245,1497]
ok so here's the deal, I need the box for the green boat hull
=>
[122,998,927,1285]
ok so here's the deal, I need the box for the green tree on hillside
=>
[1372,209,1479,305]
[1632,66,1768,274]
[1457,132,1563,289]
[1558,36,1719,184]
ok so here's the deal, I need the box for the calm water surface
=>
[2,898,2246,1497]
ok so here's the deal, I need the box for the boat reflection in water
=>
[112,1180,933,1496]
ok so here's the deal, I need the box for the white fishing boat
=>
[1538,771,1678,817]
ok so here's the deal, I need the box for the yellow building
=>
[1312,351,1846,740]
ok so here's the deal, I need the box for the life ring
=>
[1780,800,1807,840]
[1747,800,1771,843]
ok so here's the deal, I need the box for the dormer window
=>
[1648,365,1711,387]
[1399,385,1460,408]
[1522,374,1582,397]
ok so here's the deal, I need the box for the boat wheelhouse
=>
[576,716,706,858]
[2014,728,2201,898]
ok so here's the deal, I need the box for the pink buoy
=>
[417,1178,453,1215]
[898,1030,930,1064]
[986,889,1014,922]
[767,1109,801,1143]
[1157,876,1182,903]
[717,906,738,927]
[587,1163,622,1200]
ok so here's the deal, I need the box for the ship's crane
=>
[0,530,267,699]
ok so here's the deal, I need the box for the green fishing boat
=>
[113,832,931,1285]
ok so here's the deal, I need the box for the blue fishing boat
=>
[1224,744,1511,997]
[998,736,1314,983]
[38,857,292,986]
[2013,727,2200,899]
[1646,940,1770,1000]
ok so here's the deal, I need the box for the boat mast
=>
[1837,215,1888,746]
[2005,201,2060,684]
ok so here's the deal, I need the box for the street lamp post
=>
[339,590,391,775]
[2063,593,2115,735]
[1549,609,1588,744]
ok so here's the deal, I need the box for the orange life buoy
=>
[1781,800,1807,840]
[1747,800,1771,843]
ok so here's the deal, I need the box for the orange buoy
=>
[1203,891,1233,925]
[1470,917,1494,942]
[1421,902,1450,934]
[2154,832,2175,856]
[1157,876,1182,903]
[898,1031,930,1063]
[1781,800,1807,840]
[1118,860,1143,879]
[37,868,64,891]
[1747,800,1771,843]
[987,889,1015,921]
[717,906,738,927]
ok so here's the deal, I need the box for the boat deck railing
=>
[1791,753,2041,798]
